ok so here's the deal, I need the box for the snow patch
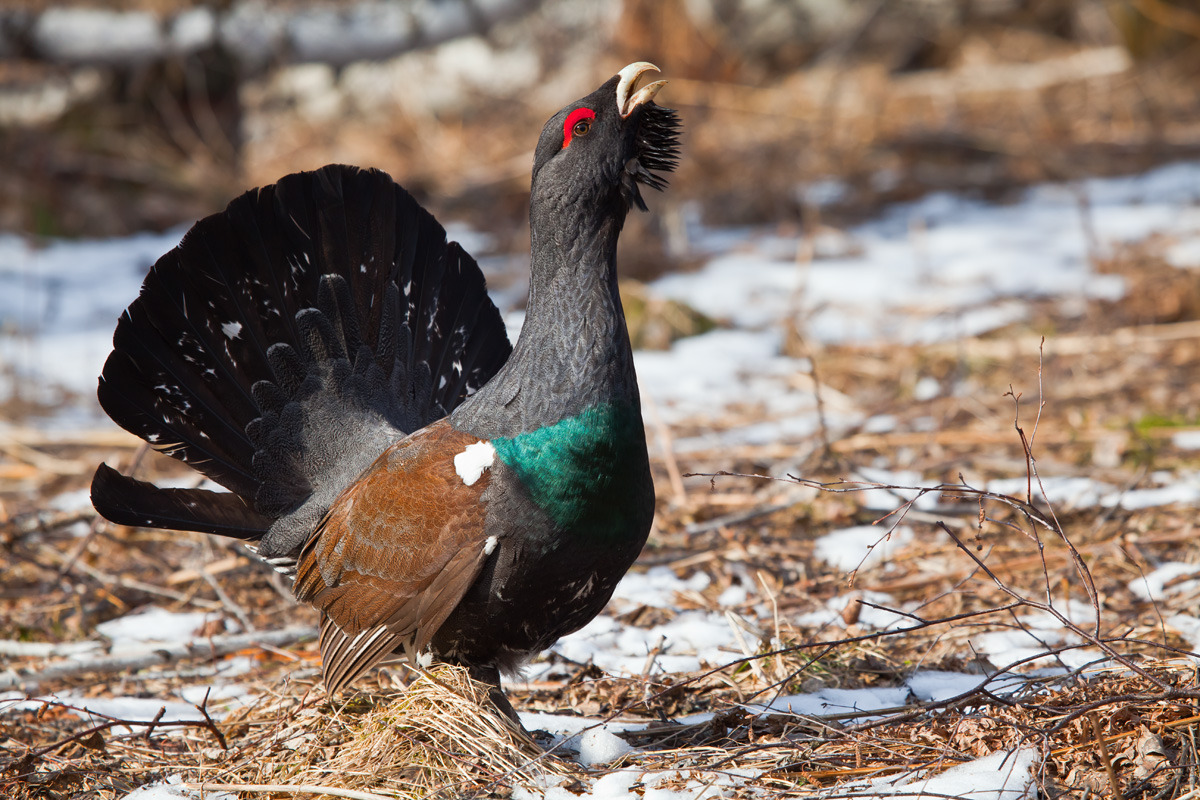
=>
[1166,615,1200,659]
[121,774,234,799]
[970,616,1103,671]
[95,607,227,648]
[854,468,942,511]
[608,566,710,609]
[552,609,740,676]
[1172,431,1200,450]
[907,670,1032,702]
[1103,479,1200,510]
[986,473,1200,512]
[3,694,217,731]
[1166,235,1200,268]
[987,475,1115,510]
[858,748,1037,799]
[576,726,636,766]
[49,487,94,512]
[745,686,910,721]
[1129,563,1200,602]
[793,590,912,632]
[814,525,914,572]
[514,765,762,800]
[907,671,986,703]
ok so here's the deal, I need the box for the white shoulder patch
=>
[453,441,495,486]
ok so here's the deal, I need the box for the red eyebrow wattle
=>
[562,108,596,149]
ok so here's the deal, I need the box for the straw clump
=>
[279,665,572,798]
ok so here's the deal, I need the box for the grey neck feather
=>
[451,193,639,439]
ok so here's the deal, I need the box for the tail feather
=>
[429,252,508,406]
[349,178,398,352]
[93,165,513,552]
[91,464,272,538]
[97,349,259,498]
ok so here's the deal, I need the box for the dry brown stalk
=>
[0,440,86,476]
[165,555,250,586]
[1089,710,1127,800]
[644,393,688,503]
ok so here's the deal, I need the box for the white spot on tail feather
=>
[222,321,243,338]
[453,441,494,486]
[416,650,433,668]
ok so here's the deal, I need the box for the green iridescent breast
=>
[491,401,651,540]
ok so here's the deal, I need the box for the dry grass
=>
[180,665,574,799]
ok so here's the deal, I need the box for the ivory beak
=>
[616,62,667,118]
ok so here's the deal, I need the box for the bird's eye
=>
[562,108,597,149]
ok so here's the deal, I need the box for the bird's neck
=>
[449,191,653,547]
[452,198,639,438]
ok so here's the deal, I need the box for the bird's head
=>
[532,62,681,217]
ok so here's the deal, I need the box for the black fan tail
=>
[91,464,272,539]
[93,165,513,553]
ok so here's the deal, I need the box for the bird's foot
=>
[467,663,523,727]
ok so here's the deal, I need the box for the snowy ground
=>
[4,162,1200,799]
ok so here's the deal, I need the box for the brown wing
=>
[292,418,494,694]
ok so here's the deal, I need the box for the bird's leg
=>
[467,663,521,725]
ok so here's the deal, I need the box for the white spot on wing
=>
[453,441,495,486]
[222,321,243,338]
[483,536,498,556]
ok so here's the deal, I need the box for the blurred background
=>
[3,0,1199,249]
